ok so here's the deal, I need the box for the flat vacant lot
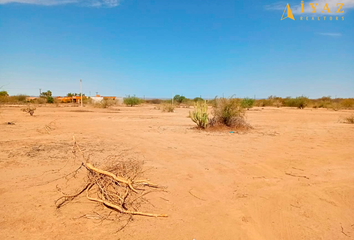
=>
[0,105,353,240]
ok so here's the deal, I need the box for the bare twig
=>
[285,172,309,179]
[189,189,206,201]
[55,136,168,220]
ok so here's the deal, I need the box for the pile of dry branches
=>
[55,137,167,218]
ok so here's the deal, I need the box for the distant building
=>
[57,96,86,103]
[91,95,120,103]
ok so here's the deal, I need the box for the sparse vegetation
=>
[124,96,142,107]
[193,97,204,102]
[189,101,208,129]
[94,99,117,108]
[22,106,36,116]
[208,97,251,130]
[283,96,309,109]
[146,99,162,104]
[0,91,9,97]
[343,115,354,124]
[33,97,47,104]
[67,93,85,97]
[241,98,255,109]
[162,104,175,112]
[173,95,186,104]
[47,96,54,103]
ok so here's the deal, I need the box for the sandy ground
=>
[0,105,353,240]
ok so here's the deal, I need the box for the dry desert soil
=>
[0,105,353,240]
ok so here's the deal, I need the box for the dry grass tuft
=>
[343,115,354,124]
[22,106,36,116]
[162,104,175,112]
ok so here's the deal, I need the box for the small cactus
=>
[189,101,209,129]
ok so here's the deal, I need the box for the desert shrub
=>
[14,94,28,102]
[241,98,255,109]
[273,99,283,108]
[344,115,354,124]
[0,91,9,97]
[40,90,52,98]
[162,104,175,112]
[173,95,186,104]
[33,97,47,104]
[207,98,216,106]
[193,97,204,102]
[209,97,250,129]
[255,99,272,107]
[0,96,9,103]
[189,101,208,129]
[311,96,332,108]
[94,99,117,108]
[147,99,162,104]
[340,99,354,109]
[124,96,142,107]
[178,99,193,108]
[284,96,309,109]
[22,106,36,116]
[47,96,54,103]
[83,97,92,104]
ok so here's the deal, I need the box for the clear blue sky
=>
[0,0,353,98]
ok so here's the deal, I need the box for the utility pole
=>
[39,88,41,97]
[80,79,83,107]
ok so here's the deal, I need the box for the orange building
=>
[57,96,86,103]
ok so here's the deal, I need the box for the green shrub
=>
[47,96,54,103]
[0,91,9,97]
[189,101,209,129]
[193,97,204,102]
[173,95,186,104]
[241,98,255,109]
[40,90,52,98]
[284,96,309,109]
[124,96,142,107]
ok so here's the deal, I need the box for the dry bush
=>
[343,115,354,124]
[209,97,252,130]
[55,138,167,219]
[283,96,309,109]
[146,99,162,104]
[340,99,354,109]
[0,95,28,104]
[22,106,36,116]
[162,104,175,112]
[93,99,117,108]
[179,100,193,108]
[33,97,47,104]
